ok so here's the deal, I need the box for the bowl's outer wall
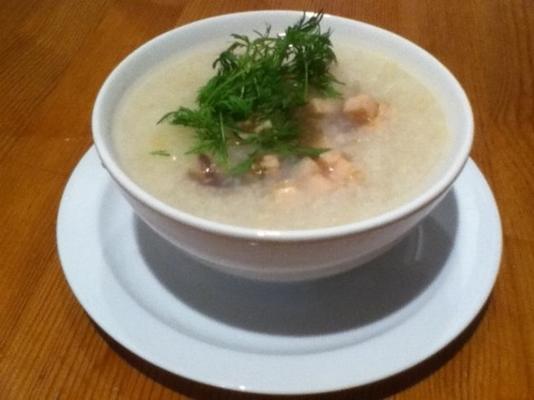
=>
[93,11,472,281]
[117,182,449,281]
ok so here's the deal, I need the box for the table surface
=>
[1,1,533,399]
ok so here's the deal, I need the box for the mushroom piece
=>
[188,154,221,185]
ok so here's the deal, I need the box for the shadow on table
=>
[94,302,488,400]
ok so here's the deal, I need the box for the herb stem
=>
[160,12,340,176]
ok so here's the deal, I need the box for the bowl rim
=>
[92,10,474,242]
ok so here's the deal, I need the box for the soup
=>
[112,37,450,229]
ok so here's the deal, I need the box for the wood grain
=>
[0,1,533,399]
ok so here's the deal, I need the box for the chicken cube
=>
[293,157,321,179]
[343,94,380,124]
[273,180,299,204]
[259,154,280,176]
[319,149,344,166]
[308,98,342,116]
[318,150,359,184]
[304,174,335,194]
[254,119,273,133]
[329,157,359,183]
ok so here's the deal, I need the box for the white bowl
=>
[92,11,473,281]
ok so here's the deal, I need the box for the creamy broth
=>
[112,40,451,229]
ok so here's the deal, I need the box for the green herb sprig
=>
[150,149,171,157]
[159,12,340,175]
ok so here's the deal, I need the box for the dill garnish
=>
[159,12,340,175]
[150,150,171,157]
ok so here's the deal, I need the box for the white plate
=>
[57,147,501,395]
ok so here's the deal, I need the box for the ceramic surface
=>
[92,11,474,280]
[57,149,500,394]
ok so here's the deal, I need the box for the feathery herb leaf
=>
[160,12,340,175]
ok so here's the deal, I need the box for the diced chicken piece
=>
[343,94,380,124]
[254,119,273,133]
[318,150,360,184]
[273,180,299,203]
[277,151,361,201]
[238,119,256,132]
[287,157,335,195]
[308,98,342,116]
[319,149,344,166]
[293,157,321,179]
[260,154,279,169]
[304,174,336,194]
[329,157,360,184]
[259,154,280,176]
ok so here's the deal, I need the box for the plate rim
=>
[56,147,502,395]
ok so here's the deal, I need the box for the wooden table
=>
[1,1,532,399]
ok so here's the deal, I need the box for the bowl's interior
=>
[92,10,473,240]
